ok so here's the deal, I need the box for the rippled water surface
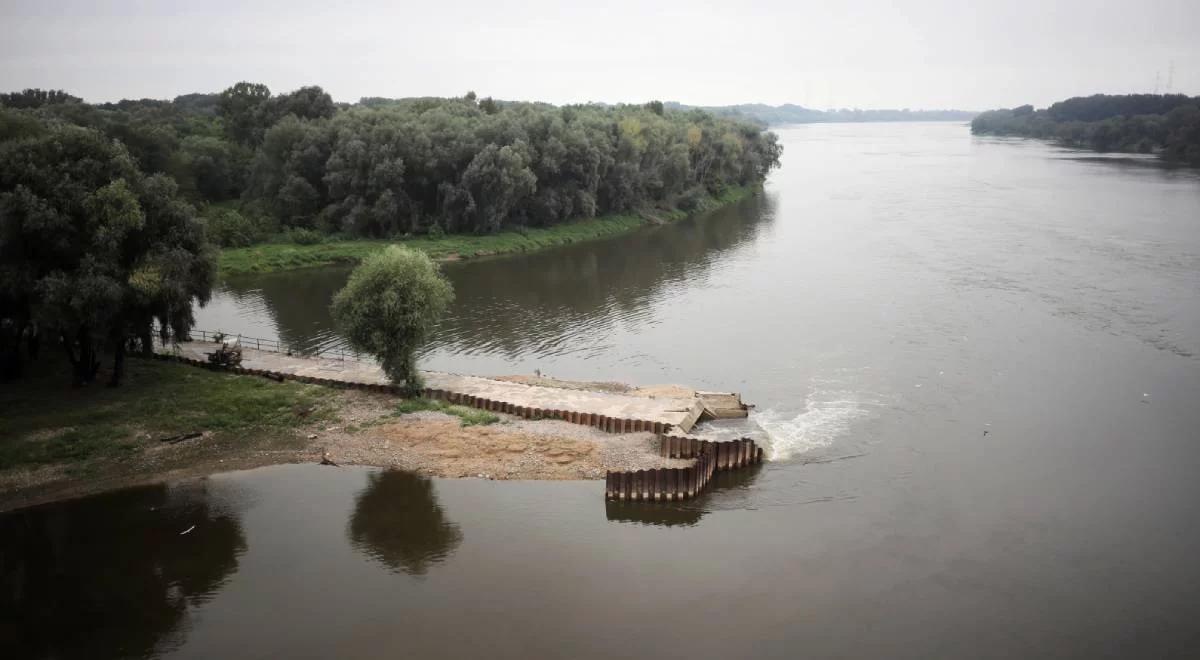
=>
[6,123,1200,658]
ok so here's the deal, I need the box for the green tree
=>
[217,81,272,146]
[457,142,537,232]
[0,123,215,386]
[0,88,81,109]
[330,246,454,393]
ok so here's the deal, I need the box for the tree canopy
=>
[1,84,782,247]
[330,246,454,393]
[971,94,1200,166]
[0,115,215,384]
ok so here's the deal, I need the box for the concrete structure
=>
[160,339,747,434]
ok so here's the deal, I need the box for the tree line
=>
[665,102,977,126]
[970,94,1200,165]
[0,83,782,385]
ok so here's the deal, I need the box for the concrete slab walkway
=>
[164,341,707,432]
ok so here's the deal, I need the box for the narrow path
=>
[165,341,707,432]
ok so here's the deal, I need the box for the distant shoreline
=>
[665,102,977,126]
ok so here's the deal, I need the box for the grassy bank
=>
[219,186,756,275]
[0,355,335,482]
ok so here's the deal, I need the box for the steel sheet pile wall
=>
[152,353,669,435]
[604,436,765,501]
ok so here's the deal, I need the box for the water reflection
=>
[205,193,777,364]
[0,482,246,660]
[217,266,353,354]
[604,464,764,527]
[346,470,463,575]
[429,193,777,361]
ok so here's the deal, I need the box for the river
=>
[5,122,1200,658]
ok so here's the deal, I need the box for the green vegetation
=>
[218,185,752,274]
[331,246,455,393]
[0,355,332,472]
[0,121,216,386]
[0,85,781,247]
[972,94,1200,165]
[393,398,500,427]
[2,84,781,385]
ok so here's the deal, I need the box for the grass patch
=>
[0,354,335,471]
[219,186,757,275]
[394,398,500,427]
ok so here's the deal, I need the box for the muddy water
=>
[5,123,1200,657]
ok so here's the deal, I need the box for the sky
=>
[2,0,1198,111]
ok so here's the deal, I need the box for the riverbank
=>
[218,186,757,275]
[0,355,689,512]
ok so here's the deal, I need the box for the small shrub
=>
[281,227,324,245]
[204,208,259,247]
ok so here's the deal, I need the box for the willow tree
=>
[0,120,215,385]
[330,246,454,394]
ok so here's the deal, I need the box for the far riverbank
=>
[218,186,757,275]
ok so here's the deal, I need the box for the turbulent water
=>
[6,122,1200,658]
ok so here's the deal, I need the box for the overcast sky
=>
[2,0,1198,110]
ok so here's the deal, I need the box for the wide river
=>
[6,123,1200,658]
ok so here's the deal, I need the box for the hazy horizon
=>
[2,0,1198,111]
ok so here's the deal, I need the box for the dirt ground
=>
[0,389,690,512]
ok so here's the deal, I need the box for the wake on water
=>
[695,386,884,461]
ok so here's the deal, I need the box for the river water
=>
[5,123,1200,658]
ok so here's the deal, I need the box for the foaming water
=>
[753,387,884,460]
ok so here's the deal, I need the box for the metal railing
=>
[186,328,368,363]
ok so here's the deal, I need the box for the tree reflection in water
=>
[0,482,246,660]
[209,192,778,361]
[346,470,463,575]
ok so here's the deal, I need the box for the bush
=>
[330,246,454,393]
[204,208,259,247]
[675,186,710,212]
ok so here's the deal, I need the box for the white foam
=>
[753,389,878,460]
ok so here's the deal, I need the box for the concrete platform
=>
[165,341,720,432]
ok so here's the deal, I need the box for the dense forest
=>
[666,102,976,126]
[971,94,1200,165]
[1,86,782,247]
[0,83,781,384]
